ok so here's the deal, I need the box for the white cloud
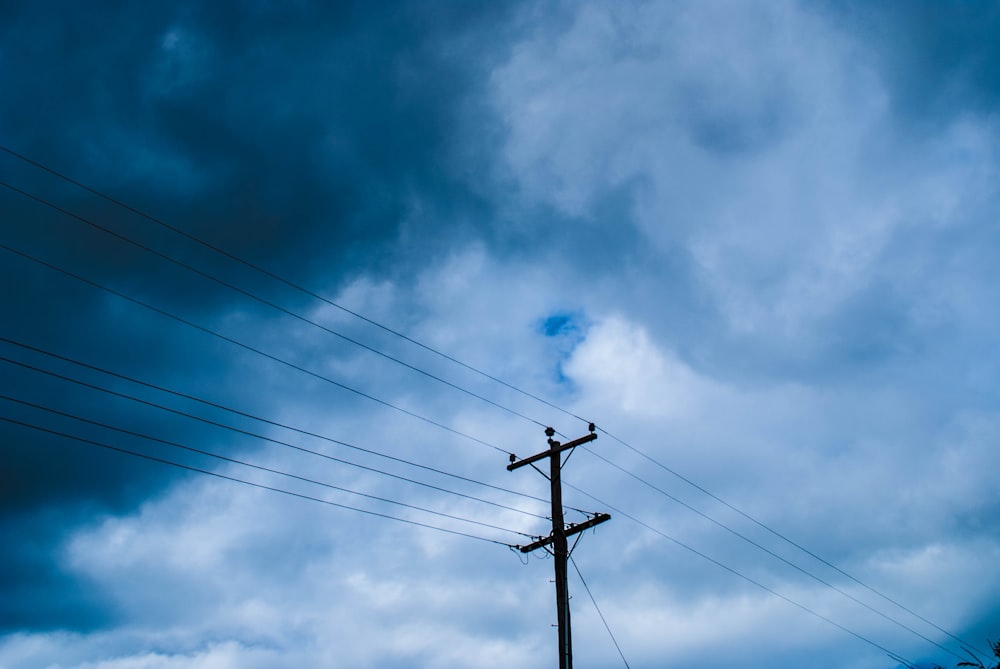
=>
[491,0,1000,361]
[564,315,723,420]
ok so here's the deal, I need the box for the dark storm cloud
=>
[1,0,520,633]
[0,0,510,278]
[824,1,1000,120]
[0,510,115,631]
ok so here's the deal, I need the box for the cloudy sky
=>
[2,1,1000,668]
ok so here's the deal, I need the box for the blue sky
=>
[2,1,999,667]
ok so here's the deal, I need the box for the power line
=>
[0,178,553,433]
[0,356,548,522]
[0,145,978,660]
[595,427,984,658]
[0,240,508,454]
[0,335,551,509]
[569,555,631,669]
[0,143,595,428]
[0,148,954,634]
[0,339,927,666]
[1,396,532,538]
[579,446,964,660]
[0,414,520,548]
[561,482,921,666]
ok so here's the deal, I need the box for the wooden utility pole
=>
[508,425,611,669]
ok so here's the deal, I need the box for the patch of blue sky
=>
[538,310,589,386]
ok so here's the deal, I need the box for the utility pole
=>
[508,425,611,669]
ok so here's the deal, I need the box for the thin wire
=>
[595,426,984,657]
[4,212,958,654]
[0,359,546,521]
[2,385,923,664]
[569,556,631,669]
[0,144,593,426]
[0,398,532,538]
[0,415,519,548]
[0,336,548,507]
[0,179,552,432]
[0,241,508,454]
[580,447,964,661]
[561,482,917,666]
[0,145,975,658]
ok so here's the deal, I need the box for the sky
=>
[2,1,1000,668]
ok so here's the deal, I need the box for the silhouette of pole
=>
[508,425,610,669]
[550,430,572,669]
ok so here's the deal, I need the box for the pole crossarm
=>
[507,432,597,471]
[517,513,611,553]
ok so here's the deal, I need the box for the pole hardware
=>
[507,432,597,471]
[518,512,611,553]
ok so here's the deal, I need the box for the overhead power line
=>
[0,414,520,548]
[0,144,978,661]
[570,556,631,669]
[594,427,983,658]
[578,446,961,659]
[2,395,533,539]
[0,240,508,455]
[0,355,548,521]
[0,143,594,427]
[0,335,551,510]
[0,178,551,432]
[561,482,925,667]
